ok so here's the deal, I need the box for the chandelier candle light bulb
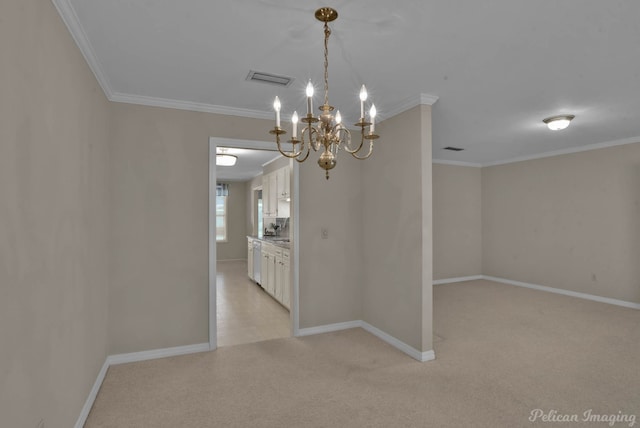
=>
[292,111,299,138]
[359,85,368,119]
[306,81,314,115]
[268,7,380,179]
[273,96,281,128]
[370,104,376,134]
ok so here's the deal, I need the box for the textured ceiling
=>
[57,0,640,165]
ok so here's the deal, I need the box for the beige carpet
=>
[85,280,640,427]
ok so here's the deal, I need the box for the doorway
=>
[209,137,299,350]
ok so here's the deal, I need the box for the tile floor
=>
[216,259,290,347]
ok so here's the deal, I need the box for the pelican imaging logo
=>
[529,409,636,427]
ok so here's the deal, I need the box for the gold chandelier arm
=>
[303,125,322,152]
[349,140,374,160]
[295,146,311,163]
[273,129,304,159]
[342,127,369,155]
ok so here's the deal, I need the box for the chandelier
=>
[269,7,379,179]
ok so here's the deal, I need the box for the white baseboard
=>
[484,276,640,310]
[74,360,109,428]
[296,320,435,362]
[296,320,362,337]
[107,342,210,365]
[433,275,483,285]
[76,342,210,427]
[433,275,640,310]
[360,322,436,362]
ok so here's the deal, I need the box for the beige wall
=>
[482,143,640,304]
[362,105,434,352]
[298,155,364,328]
[433,164,483,279]
[109,104,273,353]
[0,0,111,426]
[217,181,247,260]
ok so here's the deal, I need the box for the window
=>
[216,183,229,242]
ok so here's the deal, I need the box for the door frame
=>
[208,137,300,350]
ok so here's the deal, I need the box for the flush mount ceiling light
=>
[543,115,575,131]
[269,7,379,180]
[216,149,237,166]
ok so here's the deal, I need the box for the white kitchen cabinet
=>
[261,245,270,288]
[256,240,290,310]
[261,242,276,296]
[268,173,277,216]
[276,167,291,218]
[262,167,291,219]
[262,173,275,217]
[281,249,290,309]
[274,247,283,302]
[276,167,290,200]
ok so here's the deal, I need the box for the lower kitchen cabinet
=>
[259,242,290,310]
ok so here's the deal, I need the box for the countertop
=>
[247,235,290,249]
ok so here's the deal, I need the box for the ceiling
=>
[216,147,281,181]
[55,0,640,165]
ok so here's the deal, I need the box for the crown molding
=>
[110,92,273,120]
[432,159,483,168]
[51,0,114,98]
[379,93,439,121]
[482,135,640,167]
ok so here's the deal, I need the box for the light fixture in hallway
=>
[269,7,380,179]
[216,148,238,166]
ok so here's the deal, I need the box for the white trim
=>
[433,275,483,285]
[296,320,436,362]
[261,155,285,168]
[107,343,210,366]
[482,135,640,167]
[296,320,363,337]
[432,159,483,168]
[74,360,109,428]
[291,162,300,336]
[51,0,113,98]
[361,322,435,362]
[436,274,640,309]
[217,258,248,262]
[44,6,640,170]
[209,141,218,350]
[210,138,277,152]
[483,276,640,310]
[209,138,300,347]
[110,92,273,120]
[380,93,439,121]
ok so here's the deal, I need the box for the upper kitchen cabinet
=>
[263,165,291,218]
[276,167,290,201]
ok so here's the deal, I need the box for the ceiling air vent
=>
[246,70,294,87]
[443,146,464,151]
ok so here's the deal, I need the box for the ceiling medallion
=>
[269,7,379,179]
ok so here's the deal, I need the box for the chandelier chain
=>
[323,22,330,107]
